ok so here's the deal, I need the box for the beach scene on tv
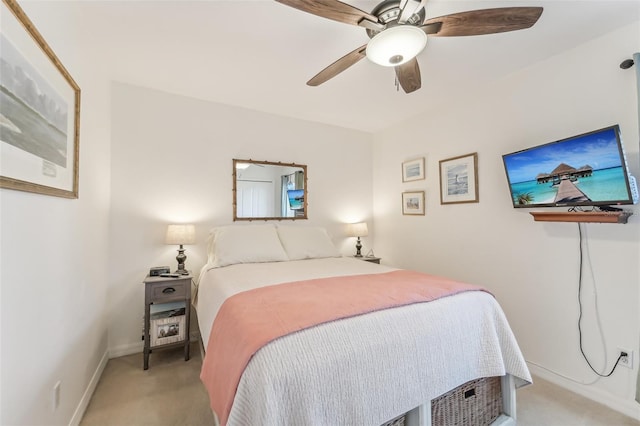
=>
[287,189,304,210]
[503,128,630,206]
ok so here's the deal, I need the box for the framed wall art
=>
[402,191,425,215]
[0,0,81,198]
[402,157,425,182]
[439,152,479,204]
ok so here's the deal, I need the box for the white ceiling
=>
[23,0,640,132]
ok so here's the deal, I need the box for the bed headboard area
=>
[205,224,342,268]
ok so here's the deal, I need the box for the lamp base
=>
[174,265,190,275]
[354,237,363,257]
[174,246,189,275]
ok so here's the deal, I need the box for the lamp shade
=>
[366,25,428,67]
[347,222,368,237]
[165,224,196,245]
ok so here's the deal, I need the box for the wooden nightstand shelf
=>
[143,274,192,370]
[358,256,381,264]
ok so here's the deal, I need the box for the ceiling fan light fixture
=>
[366,25,427,67]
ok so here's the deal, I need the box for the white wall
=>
[372,22,640,419]
[0,4,112,425]
[108,83,374,355]
[4,2,637,424]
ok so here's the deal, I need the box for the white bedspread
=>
[197,258,531,426]
[196,257,396,349]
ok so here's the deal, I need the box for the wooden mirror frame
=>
[233,159,308,221]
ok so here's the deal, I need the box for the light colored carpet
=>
[80,343,214,426]
[517,377,639,426]
[81,344,639,425]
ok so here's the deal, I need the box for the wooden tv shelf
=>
[530,211,633,224]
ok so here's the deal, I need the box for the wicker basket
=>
[431,376,502,426]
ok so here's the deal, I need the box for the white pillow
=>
[209,224,288,268]
[276,225,341,260]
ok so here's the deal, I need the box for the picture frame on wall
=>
[0,0,81,198]
[439,152,479,204]
[402,191,425,215]
[402,157,425,182]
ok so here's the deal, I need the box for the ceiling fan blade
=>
[420,22,442,35]
[424,7,543,37]
[395,58,421,94]
[307,44,367,87]
[276,0,379,26]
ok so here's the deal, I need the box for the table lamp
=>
[347,222,368,257]
[165,224,195,275]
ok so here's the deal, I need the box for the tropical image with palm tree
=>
[515,192,534,205]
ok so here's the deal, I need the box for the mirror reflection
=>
[233,159,307,221]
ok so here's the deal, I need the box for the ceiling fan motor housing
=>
[365,0,426,38]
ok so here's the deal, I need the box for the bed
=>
[196,224,531,426]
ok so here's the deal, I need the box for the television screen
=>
[287,189,304,210]
[502,125,635,208]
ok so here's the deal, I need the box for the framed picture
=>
[151,314,186,347]
[439,152,479,204]
[402,191,425,215]
[402,157,425,182]
[0,0,81,198]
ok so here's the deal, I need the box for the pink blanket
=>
[200,269,488,425]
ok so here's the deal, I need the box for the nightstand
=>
[359,256,381,264]
[142,274,192,370]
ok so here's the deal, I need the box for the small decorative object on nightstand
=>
[165,224,195,275]
[361,256,381,264]
[142,273,192,370]
[347,222,368,257]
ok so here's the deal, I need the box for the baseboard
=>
[527,362,640,421]
[69,349,109,426]
[109,341,144,358]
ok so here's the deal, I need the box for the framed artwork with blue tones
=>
[439,153,478,204]
[402,157,425,182]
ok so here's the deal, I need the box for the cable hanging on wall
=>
[576,223,625,377]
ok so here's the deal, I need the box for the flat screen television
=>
[287,189,304,210]
[502,125,636,208]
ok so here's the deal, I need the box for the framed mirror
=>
[233,159,308,221]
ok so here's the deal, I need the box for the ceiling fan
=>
[276,0,543,93]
